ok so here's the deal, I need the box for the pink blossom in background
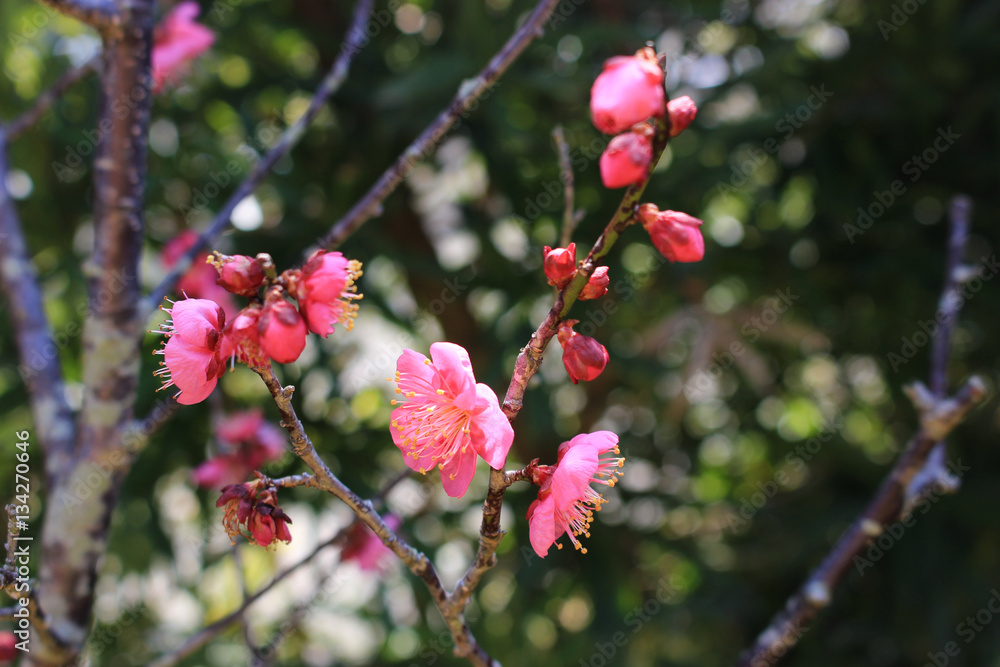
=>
[0,632,16,663]
[152,1,215,93]
[161,230,237,317]
[590,49,665,135]
[543,243,577,288]
[191,410,286,488]
[294,250,363,337]
[154,298,228,405]
[637,204,705,263]
[667,95,698,137]
[342,515,401,571]
[599,131,653,189]
[258,291,307,364]
[557,320,609,384]
[526,431,624,557]
[390,342,514,498]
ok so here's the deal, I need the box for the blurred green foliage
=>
[2,0,1000,665]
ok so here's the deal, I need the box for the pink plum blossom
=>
[152,2,215,93]
[526,431,624,557]
[579,266,609,300]
[293,250,363,337]
[192,410,286,488]
[258,291,306,364]
[590,49,665,135]
[154,298,228,405]
[667,95,698,137]
[161,230,237,318]
[543,243,577,288]
[341,515,401,572]
[557,320,609,384]
[637,204,705,263]
[390,342,514,497]
[599,131,653,189]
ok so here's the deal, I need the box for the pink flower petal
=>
[527,494,562,558]
[429,342,477,411]
[163,335,218,404]
[439,447,478,498]
[470,383,514,469]
[170,298,224,344]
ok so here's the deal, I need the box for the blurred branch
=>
[143,0,375,318]
[34,0,119,34]
[740,195,985,667]
[553,125,580,246]
[251,366,498,666]
[30,0,155,662]
[319,0,564,250]
[5,56,100,141]
[150,469,409,667]
[0,130,77,485]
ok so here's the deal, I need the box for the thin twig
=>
[739,195,985,667]
[449,101,675,619]
[143,0,375,317]
[5,56,100,141]
[553,125,578,247]
[250,366,497,666]
[150,469,408,667]
[319,0,564,250]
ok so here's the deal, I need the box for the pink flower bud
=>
[258,291,306,364]
[667,96,698,137]
[638,204,705,263]
[599,131,653,188]
[543,243,577,288]
[557,320,609,384]
[590,48,665,135]
[579,266,609,300]
[210,252,267,297]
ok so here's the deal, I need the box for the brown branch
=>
[0,130,77,487]
[739,195,985,667]
[34,0,119,34]
[143,0,375,317]
[29,1,155,663]
[252,366,497,666]
[448,106,675,621]
[5,56,100,141]
[319,0,564,250]
[149,469,410,667]
[553,125,579,247]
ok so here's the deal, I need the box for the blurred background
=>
[2,0,1000,665]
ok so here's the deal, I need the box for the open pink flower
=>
[152,2,215,93]
[161,230,237,318]
[600,131,653,189]
[590,48,665,135]
[154,298,228,405]
[294,250,363,337]
[637,204,705,263]
[526,431,623,557]
[389,342,514,497]
[342,515,401,572]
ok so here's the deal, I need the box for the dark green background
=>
[1,0,999,664]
